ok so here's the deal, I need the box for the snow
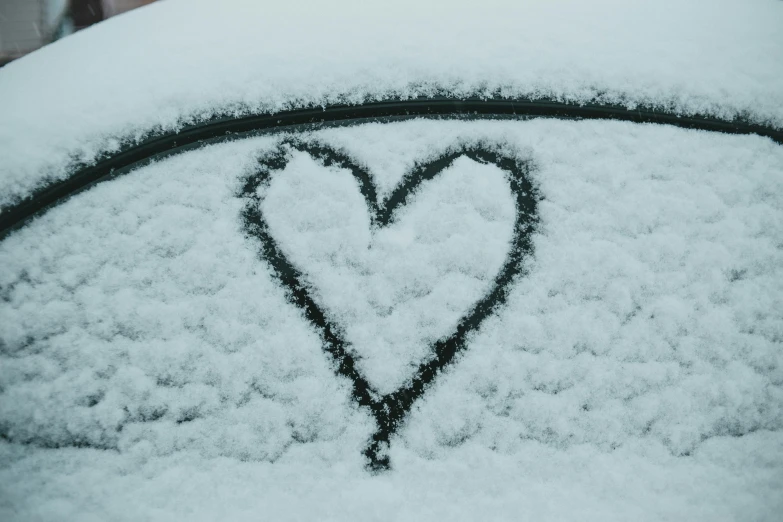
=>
[1,0,783,212]
[262,149,516,394]
[2,119,782,520]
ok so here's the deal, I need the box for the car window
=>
[3,118,781,478]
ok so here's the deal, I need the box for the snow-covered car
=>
[1,1,782,520]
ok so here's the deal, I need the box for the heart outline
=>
[240,138,539,470]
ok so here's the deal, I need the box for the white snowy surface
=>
[1,119,782,520]
[263,150,516,394]
[1,0,783,211]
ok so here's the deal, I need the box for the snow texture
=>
[1,0,783,211]
[1,119,782,520]
[262,149,516,394]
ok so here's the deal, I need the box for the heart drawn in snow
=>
[240,139,539,470]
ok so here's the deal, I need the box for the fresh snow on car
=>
[1,1,782,521]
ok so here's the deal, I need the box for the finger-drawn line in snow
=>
[2,98,781,240]
[239,140,540,470]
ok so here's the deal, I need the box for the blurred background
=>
[0,0,157,66]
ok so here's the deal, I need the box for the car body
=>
[1,1,782,520]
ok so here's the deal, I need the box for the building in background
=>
[0,0,156,66]
[102,0,156,18]
[0,0,70,66]
[70,0,103,30]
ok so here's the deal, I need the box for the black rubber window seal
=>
[0,96,781,240]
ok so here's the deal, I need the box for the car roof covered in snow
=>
[3,2,783,520]
[1,0,782,211]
